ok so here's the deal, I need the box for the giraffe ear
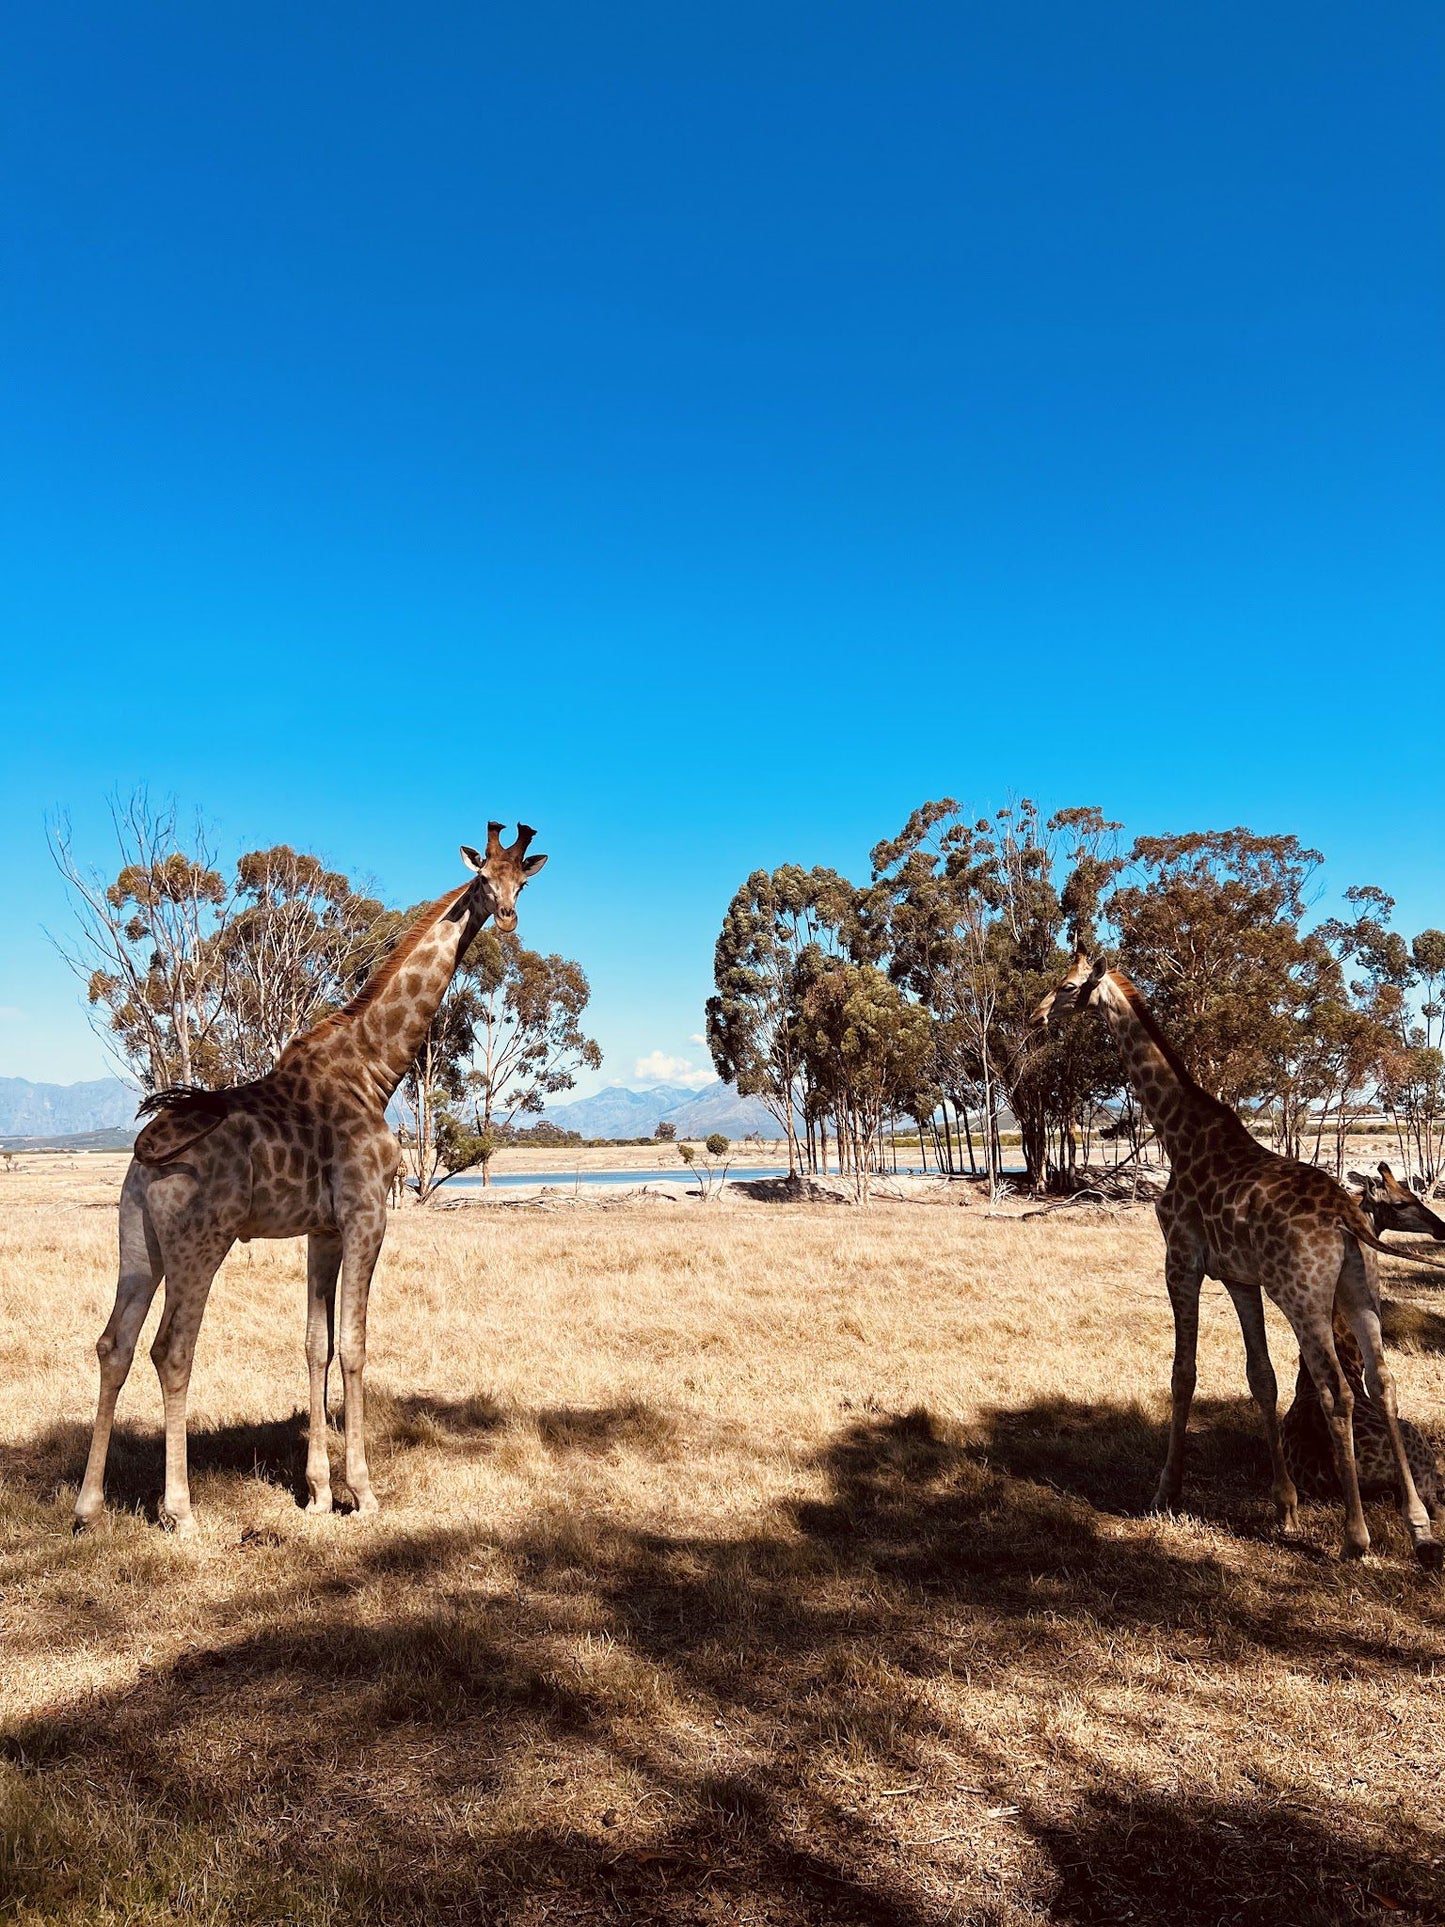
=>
[460,845,485,874]
[522,852,548,878]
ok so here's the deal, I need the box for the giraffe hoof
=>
[305,1491,334,1516]
[162,1510,200,1543]
[72,1504,107,1535]
[1412,1538,1444,1575]
[1341,1538,1370,1562]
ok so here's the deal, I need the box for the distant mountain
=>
[659,1082,783,1140]
[545,1079,784,1143]
[0,1126,139,1152]
[542,1083,700,1141]
[0,1076,139,1138]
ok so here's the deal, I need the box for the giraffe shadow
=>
[13,1412,313,1515]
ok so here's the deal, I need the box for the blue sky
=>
[2,4,1441,1093]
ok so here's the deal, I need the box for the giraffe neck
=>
[1095,971,1241,1166]
[283,882,491,1103]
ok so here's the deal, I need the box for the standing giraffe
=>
[1034,952,1443,1569]
[74,824,547,1539]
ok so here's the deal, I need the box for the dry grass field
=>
[3,1154,1445,1926]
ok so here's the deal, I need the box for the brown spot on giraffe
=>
[1034,950,1443,1571]
[73,824,548,1541]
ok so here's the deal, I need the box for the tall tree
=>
[48,793,235,1092]
[1109,828,1327,1116]
[705,865,859,1175]
[1321,887,1445,1181]
[870,799,1122,1191]
[793,956,931,1203]
[434,934,602,1186]
[205,846,392,1080]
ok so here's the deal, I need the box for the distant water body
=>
[440,1164,930,1192]
[443,1165,793,1191]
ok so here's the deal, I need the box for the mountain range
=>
[0,1073,782,1148]
[0,1076,139,1141]
[543,1080,783,1142]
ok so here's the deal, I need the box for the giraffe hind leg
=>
[74,1165,164,1530]
[1295,1320,1371,1560]
[1224,1281,1299,1534]
[1336,1243,1442,1572]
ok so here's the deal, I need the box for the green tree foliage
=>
[704,865,859,1174]
[206,846,391,1080]
[1321,887,1445,1180]
[869,800,1122,1190]
[427,934,602,1189]
[1109,829,1330,1114]
[793,958,931,1202]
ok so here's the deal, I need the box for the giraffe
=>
[1033,952,1444,1569]
[73,824,547,1540]
[1348,1162,1445,1243]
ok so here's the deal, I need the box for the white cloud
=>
[634,1050,713,1091]
[688,1033,706,1046]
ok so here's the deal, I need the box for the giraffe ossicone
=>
[73,827,547,1540]
[1034,950,1444,1570]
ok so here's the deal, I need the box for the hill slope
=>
[0,1076,138,1138]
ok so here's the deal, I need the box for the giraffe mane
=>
[1104,969,1201,1089]
[1106,967,1255,1142]
[302,883,473,1040]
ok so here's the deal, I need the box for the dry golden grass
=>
[3,1154,1445,1925]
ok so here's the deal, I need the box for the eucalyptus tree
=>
[869,799,1121,1191]
[1109,829,1328,1116]
[1321,886,1445,1181]
[49,794,235,1092]
[705,864,860,1175]
[792,956,931,1202]
[431,933,602,1186]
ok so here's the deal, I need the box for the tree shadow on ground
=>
[1030,1780,1444,1926]
[5,1405,1445,1924]
[966,1392,1268,1528]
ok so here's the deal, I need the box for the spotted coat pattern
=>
[74,825,547,1539]
[1035,953,1443,1569]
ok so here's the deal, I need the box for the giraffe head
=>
[1031,949,1111,1030]
[1348,1162,1445,1241]
[460,822,548,935]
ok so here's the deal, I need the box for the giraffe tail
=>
[133,1084,239,1166]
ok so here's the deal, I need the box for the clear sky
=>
[2,4,1441,1094]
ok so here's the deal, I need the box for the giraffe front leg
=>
[304,1231,342,1515]
[1225,1281,1299,1535]
[1152,1244,1204,1514]
[337,1205,386,1519]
